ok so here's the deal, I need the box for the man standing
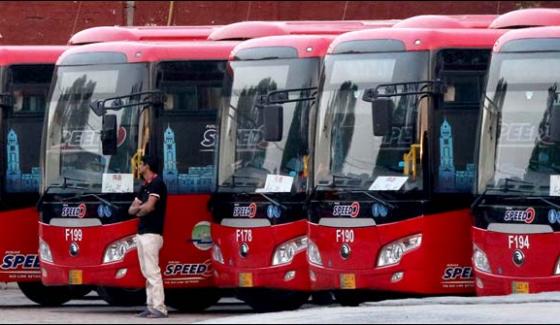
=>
[128,155,168,318]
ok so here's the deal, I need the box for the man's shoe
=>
[145,309,168,319]
[136,308,152,317]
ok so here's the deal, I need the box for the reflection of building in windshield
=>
[6,129,40,192]
[438,119,475,192]
[163,126,213,193]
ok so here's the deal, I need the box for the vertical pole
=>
[126,1,135,26]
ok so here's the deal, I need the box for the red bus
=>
[37,20,383,310]
[472,23,560,295]
[0,46,80,305]
[211,35,339,312]
[307,23,506,305]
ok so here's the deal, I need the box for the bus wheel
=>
[333,290,366,306]
[17,282,74,306]
[310,291,334,305]
[96,287,145,306]
[70,286,94,299]
[165,289,221,312]
[237,289,310,312]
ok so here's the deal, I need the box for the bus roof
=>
[68,25,220,45]
[230,34,336,60]
[494,26,560,52]
[0,46,68,66]
[490,8,560,29]
[208,20,397,41]
[394,15,497,29]
[328,28,507,54]
[57,41,239,65]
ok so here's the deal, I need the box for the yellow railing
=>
[403,144,421,179]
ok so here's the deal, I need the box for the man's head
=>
[140,155,159,178]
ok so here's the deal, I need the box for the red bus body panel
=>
[472,228,560,295]
[212,220,309,290]
[0,46,67,283]
[310,209,474,294]
[40,195,214,288]
[0,208,41,282]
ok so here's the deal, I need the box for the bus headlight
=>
[103,236,136,264]
[212,244,224,264]
[377,234,422,267]
[473,245,491,274]
[39,238,53,263]
[554,257,560,275]
[272,236,308,266]
[307,239,322,266]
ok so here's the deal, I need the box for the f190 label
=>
[332,202,360,218]
[1,254,40,270]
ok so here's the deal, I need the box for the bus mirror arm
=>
[89,91,165,117]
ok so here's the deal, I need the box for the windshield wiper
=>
[503,195,560,210]
[362,80,445,101]
[89,91,164,116]
[256,87,318,107]
[59,192,118,209]
[472,178,536,210]
[335,189,396,209]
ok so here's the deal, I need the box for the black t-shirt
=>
[136,175,167,235]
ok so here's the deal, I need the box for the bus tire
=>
[17,282,74,306]
[165,288,221,312]
[96,286,146,306]
[236,289,310,312]
[334,290,366,306]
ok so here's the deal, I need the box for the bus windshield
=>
[478,52,560,196]
[314,52,429,192]
[218,58,319,193]
[44,63,149,192]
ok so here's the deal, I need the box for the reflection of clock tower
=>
[6,129,21,191]
[438,119,456,191]
[163,125,178,193]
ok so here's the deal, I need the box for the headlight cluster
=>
[473,245,491,273]
[307,239,322,266]
[272,236,308,266]
[377,234,422,267]
[39,238,53,263]
[102,236,137,264]
[212,244,224,264]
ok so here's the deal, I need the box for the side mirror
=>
[101,114,118,155]
[262,105,283,142]
[550,105,560,142]
[371,98,394,137]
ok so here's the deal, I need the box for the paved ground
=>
[0,283,254,324]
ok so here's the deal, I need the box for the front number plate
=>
[512,281,529,294]
[69,269,83,285]
[239,272,253,288]
[340,273,356,289]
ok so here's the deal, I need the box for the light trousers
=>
[136,233,167,315]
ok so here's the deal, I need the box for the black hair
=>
[141,155,159,173]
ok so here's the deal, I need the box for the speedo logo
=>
[504,207,535,224]
[61,203,87,218]
[233,203,257,218]
[1,254,40,270]
[332,202,360,218]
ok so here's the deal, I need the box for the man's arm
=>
[136,195,159,217]
[128,197,142,216]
